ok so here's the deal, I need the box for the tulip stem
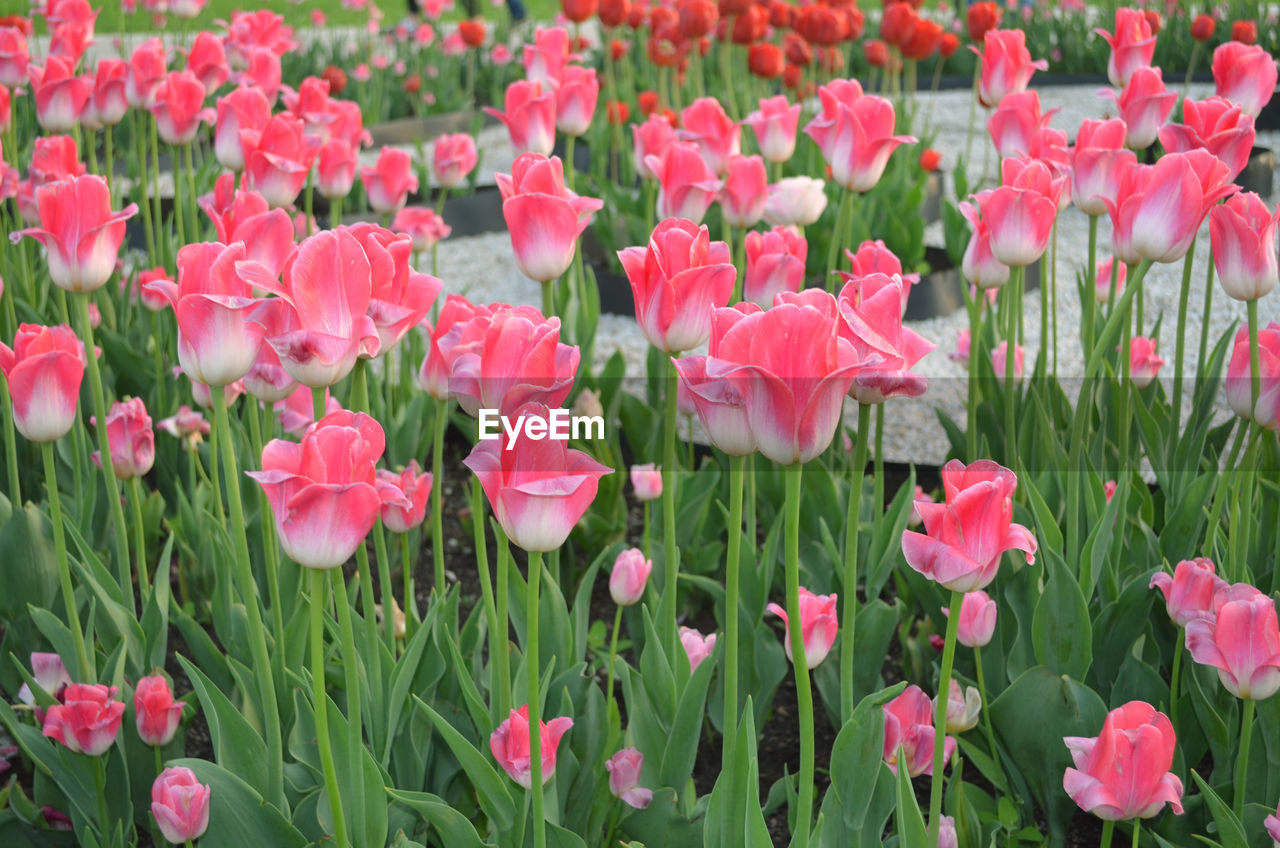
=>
[527,548,547,848]
[1131,819,1141,848]
[1171,239,1196,449]
[927,589,963,848]
[840,402,870,722]
[212,385,284,808]
[74,296,133,608]
[1168,637,1183,731]
[642,500,651,563]
[129,476,150,599]
[1202,420,1248,559]
[401,533,415,628]
[431,398,448,596]
[42,441,92,680]
[310,569,350,848]
[1100,820,1115,848]
[131,111,158,265]
[182,143,199,243]
[149,117,165,267]
[1247,299,1261,425]
[1235,686,1257,819]
[1,382,20,506]
[493,523,513,720]
[1196,250,1216,395]
[246,399,286,683]
[469,477,501,719]
[722,453,746,769]
[103,126,116,207]
[1004,266,1022,462]
[605,604,623,744]
[783,463,815,848]
[973,647,997,760]
[825,188,853,290]
[661,356,680,662]
[966,291,982,461]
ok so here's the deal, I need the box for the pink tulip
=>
[835,273,935,404]
[522,26,575,88]
[1225,322,1280,429]
[126,37,167,108]
[679,96,741,176]
[432,133,479,189]
[1149,557,1226,628]
[417,294,482,400]
[151,767,211,844]
[17,653,71,718]
[0,83,10,133]
[763,176,828,228]
[151,71,214,145]
[273,384,340,436]
[1100,66,1176,150]
[632,113,676,181]
[882,684,955,776]
[937,679,982,733]
[971,29,1047,108]
[949,329,971,366]
[991,341,1024,381]
[619,218,735,352]
[485,80,557,156]
[393,206,451,252]
[901,459,1038,592]
[91,397,155,480]
[1094,8,1156,88]
[281,76,333,137]
[679,626,717,671]
[0,26,29,88]
[169,0,208,19]
[249,410,404,569]
[673,353,756,455]
[1266,802,1279,846]
[249,229,381,387]
[344,222,441,351]
[803,82,915,192]
[237,47,282,103]
[644,141,724,224]
[29,55,91,133]
[1128,337,1165,389]
[316,139,358,200]
[90,59,129,128]
[606,748,653,809]
[377,461,432,533]
[767,586,839,668]
[187,31,229,94]
[609,547,652,606]
[744,226,806,307]
[959,194,1011,289]
[1210,192,1280,301]
[555,64,599,137]
[12,175,137,292]
[845,240,921,299]
[1159,97,1256,182]
[214,85,273,172]
[743,95,801,163]
[1094,256,1127,304]
[361,146,419,215]
[188,377,245,411]
[1212,42,1278,119]
[718,154,768,228]
[1185,591,1280,700]
[630,463,662,501]
[987,90,1056,159]
[497,152,603,283]
[42,683,125,757]
[157,406,210,442]
[244,113,320,208]
[1063,701,1183,821]
[943,590,997,648]
[490,704,574,789]
[938,816,958,848]
[0,324,85,442]
[134,675,183,747]
[245,342,298,404]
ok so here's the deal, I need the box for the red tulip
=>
[496,153,602,283]
[464,402,611,551]
[150,767,211,844]
[13,174,137,293]
[1070,118,1137,217]
[679,626,717,670]
[244,113,320,208]
[901,459,1037,592]
[1212,42,1278,119]
[718,153,767,228]
[125,37,167,108]
[91,397,154,480]
[28,55,90,133]
[1100,66,1176,150]
[42,683,125,757]
[134,675,183,747]
[521,26,574,87]
[965,2,1001,42]
[619,218,735,352]
[632,113,676,180]
[562,0,597,23]
[971,29,1047,108]
[1225,322,1280,428]
[942,590,997,648]
[606,748,653,809]
[214,86,273,172]
[312,139,355,200]
[0,323,85,442]
[784,31,813,67]
[1231,20,1257,45]
[609,547,652,606]
[486,80,557,157]
[151,71,214,146]
[1150,557,1226,628]
[249,410,404,569]
[555,64,599,137]
[432,132,478,189]
[900,16,943,61]
[748,42,784,78]
[187,31,229,94]
[1095,8,1156,88]
[89,58,128,128]
[803,81,916,192]
[940,32,959,58]
[987,90,1056,159]
[361,146,419,216]
[678,97,741,176]
[1160,97,1256,182]
[1190,14,1215,42]
[1129,336,1165,388]
[744,226,806,307]
[835,272,935,403]
[883,684,954,776]
[377,461,432,533]
[730,5,768,44]
[600,0,630,28]
[743,95,801,163]
[1063,701,1184,821]
[490,705,574,788]
[0,25,28,88]
[767,585,839,667]
[458,18,486,48]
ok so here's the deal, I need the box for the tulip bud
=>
[938,679,982,733]
[767,587,838,668]
[630,463,663,501]
[151,767,211,844]
[943,590,998,648]
[679,626,717,671]
[135,675,184,747]
[606,748,654,808]
[490,705,574,788]
[609,548,652,606]
[91,397,155,480]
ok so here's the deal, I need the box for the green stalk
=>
[841,402,870,720]
[131,111,158,265]
[148,116,165,267]
[1171,240,1196,444]
[1235,698,1256,817]
[43,441,92,679]
[103,125,115,207]
[967,293,982,461]
[1196,251,1216,388]
[1131,819,1141,848]
[527,548,547,848]
[373,521,396,651]
[565,135,576,192]
[129,476,150,598]
[604,604,623,743]
[469,477,501,717]
[431,398,448,595]
[1,382,21,505]
[310,568,350,848]
[783,463,814,848]
[1101,820,1115,848]
[493,524,513,720]
[182,143,199,242]
[873,404,885,512]
[401,533,415,631]
[825,188,853,289]
[246,399,285,680]
[1248,299,1262,423]
[722,454,746,768]
[1202,421,1248,559]
[1004,266,1022,461]
[93,754,110,840]
[927,589,963,848]
[1083,216,1098,352]
[172,147,187,250]
[1168,638,1183,731]
[661,355,680,657]
[331,569,365,792]
[973,647,997,760]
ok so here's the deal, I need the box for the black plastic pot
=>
[1238,146,1274,198]
[366,110,497,147]
[591,266,636,317]
[904,245,1040,322]
[921,172,943,224]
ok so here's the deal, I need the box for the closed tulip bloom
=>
[959,194,1011,290]
[718,154,768,228]
[0,26,29,88]
[28,55,91,133]
[497,153,603,283]
[938,815,958,848]
[1150,557,1226,627]
[555,64,599,137]
[393,206,451,252]
[630,463,662,501]
[744,226,806,307]
[491,705,573,789]
[882,684,955,777]
[151,71,214,145]
[901,459,1037,592]
[0,324,85,443]
[376,461,432,533]
[150,767,211,845]
[92,397,155,480]
[645,141,724,224]
[432,133,478,189]
[678,97,740,176]
[1063,701,1183,820]
[486,80,557,156]
[316,139,358,200]
[743,95,801,163]
[446,305,580,417]
[1095,8,1156,88]
[1225,322,1280,428]
[1210,192,1280,301]
[673,354,756,455]
[1129,337,1165,389]
[938,679,982,733]
[522,26,574,87]
[1185,592,1280,700]
[972,29,1047,108]
[126,37,167,109]
[943,589,998,648]
[632,114,675,180]
[245,113,320,208]
[836,273,935,404]
[1093,257,1127,304]
[981,162,1058,268]
[679,626,717,671]
[464,404,611,551]
[606,748,653,809]
[845,239,921,295]
[610,547,652,605]
[42,683,125,756]
[134,675,183,747]
[12,174,137,293]
[214,86,273,172]
[1159,97,1256,182]
[767,586,839,668]
[90,59,128,128]
[249,411,404,568]
[416,294,482,400]
[1070,118,1137,217]
[619,218,735,352]
[361,146,419,215]
[1100,66,1176,150]
[762,176,828,227]
[803,84,915,192]
[345,222,441,351]
[991,341,1024,381]
[187,31,228,94]
[987,90,1056,159]
[1213,42,1278,119]
[1105,151,1237,265]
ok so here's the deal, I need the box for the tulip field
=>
[4,0,1280,847]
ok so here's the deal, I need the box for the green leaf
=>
[1032,552,1093,680]
[894,749,929,844]
[705,697,771,848]
[1189,771,1248,848]
[658,638,717,790]
[0,504,57,620]
[177,655,269,799]
[168,758,307,848]
[389,789,490,848]
[415,697,516,832]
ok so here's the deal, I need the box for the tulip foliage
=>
[1,3,1280,848]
